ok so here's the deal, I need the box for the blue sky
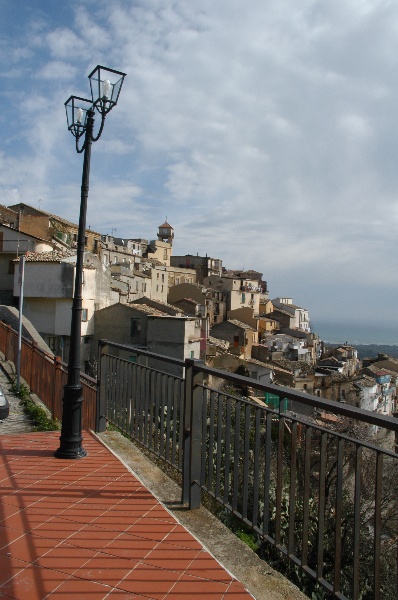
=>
[1,0,398,328]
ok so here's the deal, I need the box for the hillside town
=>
[0,201,396,420]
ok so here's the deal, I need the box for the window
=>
[82,309,88,321]
[162,274,164,282]
[163,250,167,260]
[84,336,91,344]
[190,351,194,359]
[131,318,141,336]
[47,336,57,352]
[233,335,239,348]
[241,293,245,303]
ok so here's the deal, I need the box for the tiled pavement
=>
[0,431,254,599]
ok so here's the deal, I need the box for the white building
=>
[13,250,118,365]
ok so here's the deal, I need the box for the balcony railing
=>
[0,321,96,429]
[98,340,398,600]
[1,322,396,599]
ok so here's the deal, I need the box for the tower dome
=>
[157,221,174,244]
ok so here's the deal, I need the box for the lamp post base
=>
[54,446,87,459]
[54,384,87,459]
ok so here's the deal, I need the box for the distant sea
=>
[312,320,398,346]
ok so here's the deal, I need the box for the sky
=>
[1,0,398,330]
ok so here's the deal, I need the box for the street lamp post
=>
[55,65,126,459]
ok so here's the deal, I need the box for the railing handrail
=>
[194,362,398,430]
[98,339,398,599]
[98,338,186,368]
[99,339,398,433]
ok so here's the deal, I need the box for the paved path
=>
[0,431,254,599]
[0,357,306,600]
[0,360,34,435]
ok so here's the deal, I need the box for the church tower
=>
[157,221,174,244]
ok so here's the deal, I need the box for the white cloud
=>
[1,0,398,327]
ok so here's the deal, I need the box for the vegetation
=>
[201,382,397,599]
[12,382,60,431]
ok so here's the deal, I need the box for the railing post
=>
[29,341,38,391]
[182,358,203,508]
[95,341,107,432]
[52,356,62,416]
[5,324,12,362]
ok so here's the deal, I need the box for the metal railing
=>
[98,339,398,600]
[0,322,96,429]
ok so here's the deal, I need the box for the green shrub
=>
[12,382,60,431]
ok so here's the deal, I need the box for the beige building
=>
[204,273,261,314]
[144,222,174,266]
[92,301,201,376]
[270,298,310,332]
[227,306,278,341]
[7,202,101,255]
[100,235,143,268]
[168,282,226,325]
[210,319,258,360]
[170,254,222,284]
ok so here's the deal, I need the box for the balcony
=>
[1,322,397,599]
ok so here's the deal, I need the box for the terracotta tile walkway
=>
[0,431,254,599]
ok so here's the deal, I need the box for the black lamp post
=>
[55,65,126,459]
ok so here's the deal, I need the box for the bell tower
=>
[157,221,174,244]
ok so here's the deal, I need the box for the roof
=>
[270,307,294,318]
[158,221,173,229]
[19,249,76,263]
[354,376,378,389]
[8,202,102,236]
[365,364,396,378]
[124,303,170,317]
[272,298,308,311]
[207,336,229,350]
[173,298,199,305]
[131,297,182,314]
[228,319,255,331]
[223,269,263,280]
[271,358,314,374]
[246,358,272,369]
[0,222,52,245]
